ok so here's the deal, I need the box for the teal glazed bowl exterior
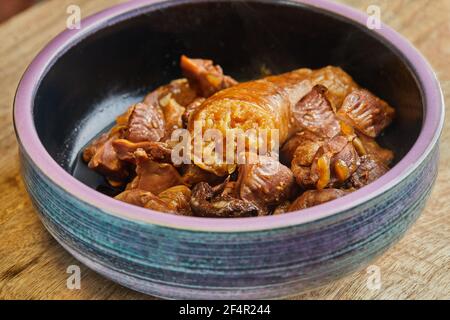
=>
[14,0,444,299]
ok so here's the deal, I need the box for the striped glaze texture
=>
[20,145,439,299]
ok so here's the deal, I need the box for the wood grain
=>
[0,0,448,300]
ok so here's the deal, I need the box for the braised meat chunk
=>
[281,129,324,165]
[125,102,165,143]
[337,89,395,138]
[83,130,128,181]
[289,189,348,210]
[291,85,341,139]
[113,139,173,164]
[356,133,394,165]
[157,185,192,216]
[180,164,224,187]
[115,185,192,215]
[236,155,295,215]
[180,55,238,97]
[128,149,184,195]
[349,155,389,189]
[115,189,163,207]
[292,135,360,190]
[309,66,359,110]
[190,181,259,218]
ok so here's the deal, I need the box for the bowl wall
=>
[20,146,438,298]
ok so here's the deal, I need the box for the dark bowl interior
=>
[33,0,423,193]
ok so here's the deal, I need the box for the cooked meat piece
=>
[115,189,164,207]
[289,189,348,210]
[220,181,239,198]
[130,149,184,194]
[190,182,258,218]
[113,139,172,164]
[180,164,224,187]
[144,78,198,108]
[292,135,346,189]
[157,185,192,216]
[180,55,238,97]
[115,187,191,215]
[84,58,396,217]
[293,135,359,189]
[281,129,324,165]
[83,132,110,163]
[290,136,324,167]
[142,78,198,141]
[236,154,295,215]
[349,154,389,188]
[125,102,165,142]
[309,66,359,110]
[182,97,205,126]
[147,79,197,137]
[313,136,359,189]
[272,201,292,215]
[356,133,394,165]
[291,85,341,139]
[160,96,186,140]
[84,131,128,180]
[106,178,126,188]
[282,120,359,168]
[337,89,395,138]
[83,123,127,162]
[115,106,135,127]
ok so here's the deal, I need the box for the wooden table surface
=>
[0,0,449,300]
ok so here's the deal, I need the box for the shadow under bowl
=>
[14,0,443,299]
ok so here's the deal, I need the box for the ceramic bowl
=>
[14,0,444,299]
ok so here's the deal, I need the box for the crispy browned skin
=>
[289,189,348,211]
[236,155,295,215]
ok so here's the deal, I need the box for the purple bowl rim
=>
[13,0,444,232]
